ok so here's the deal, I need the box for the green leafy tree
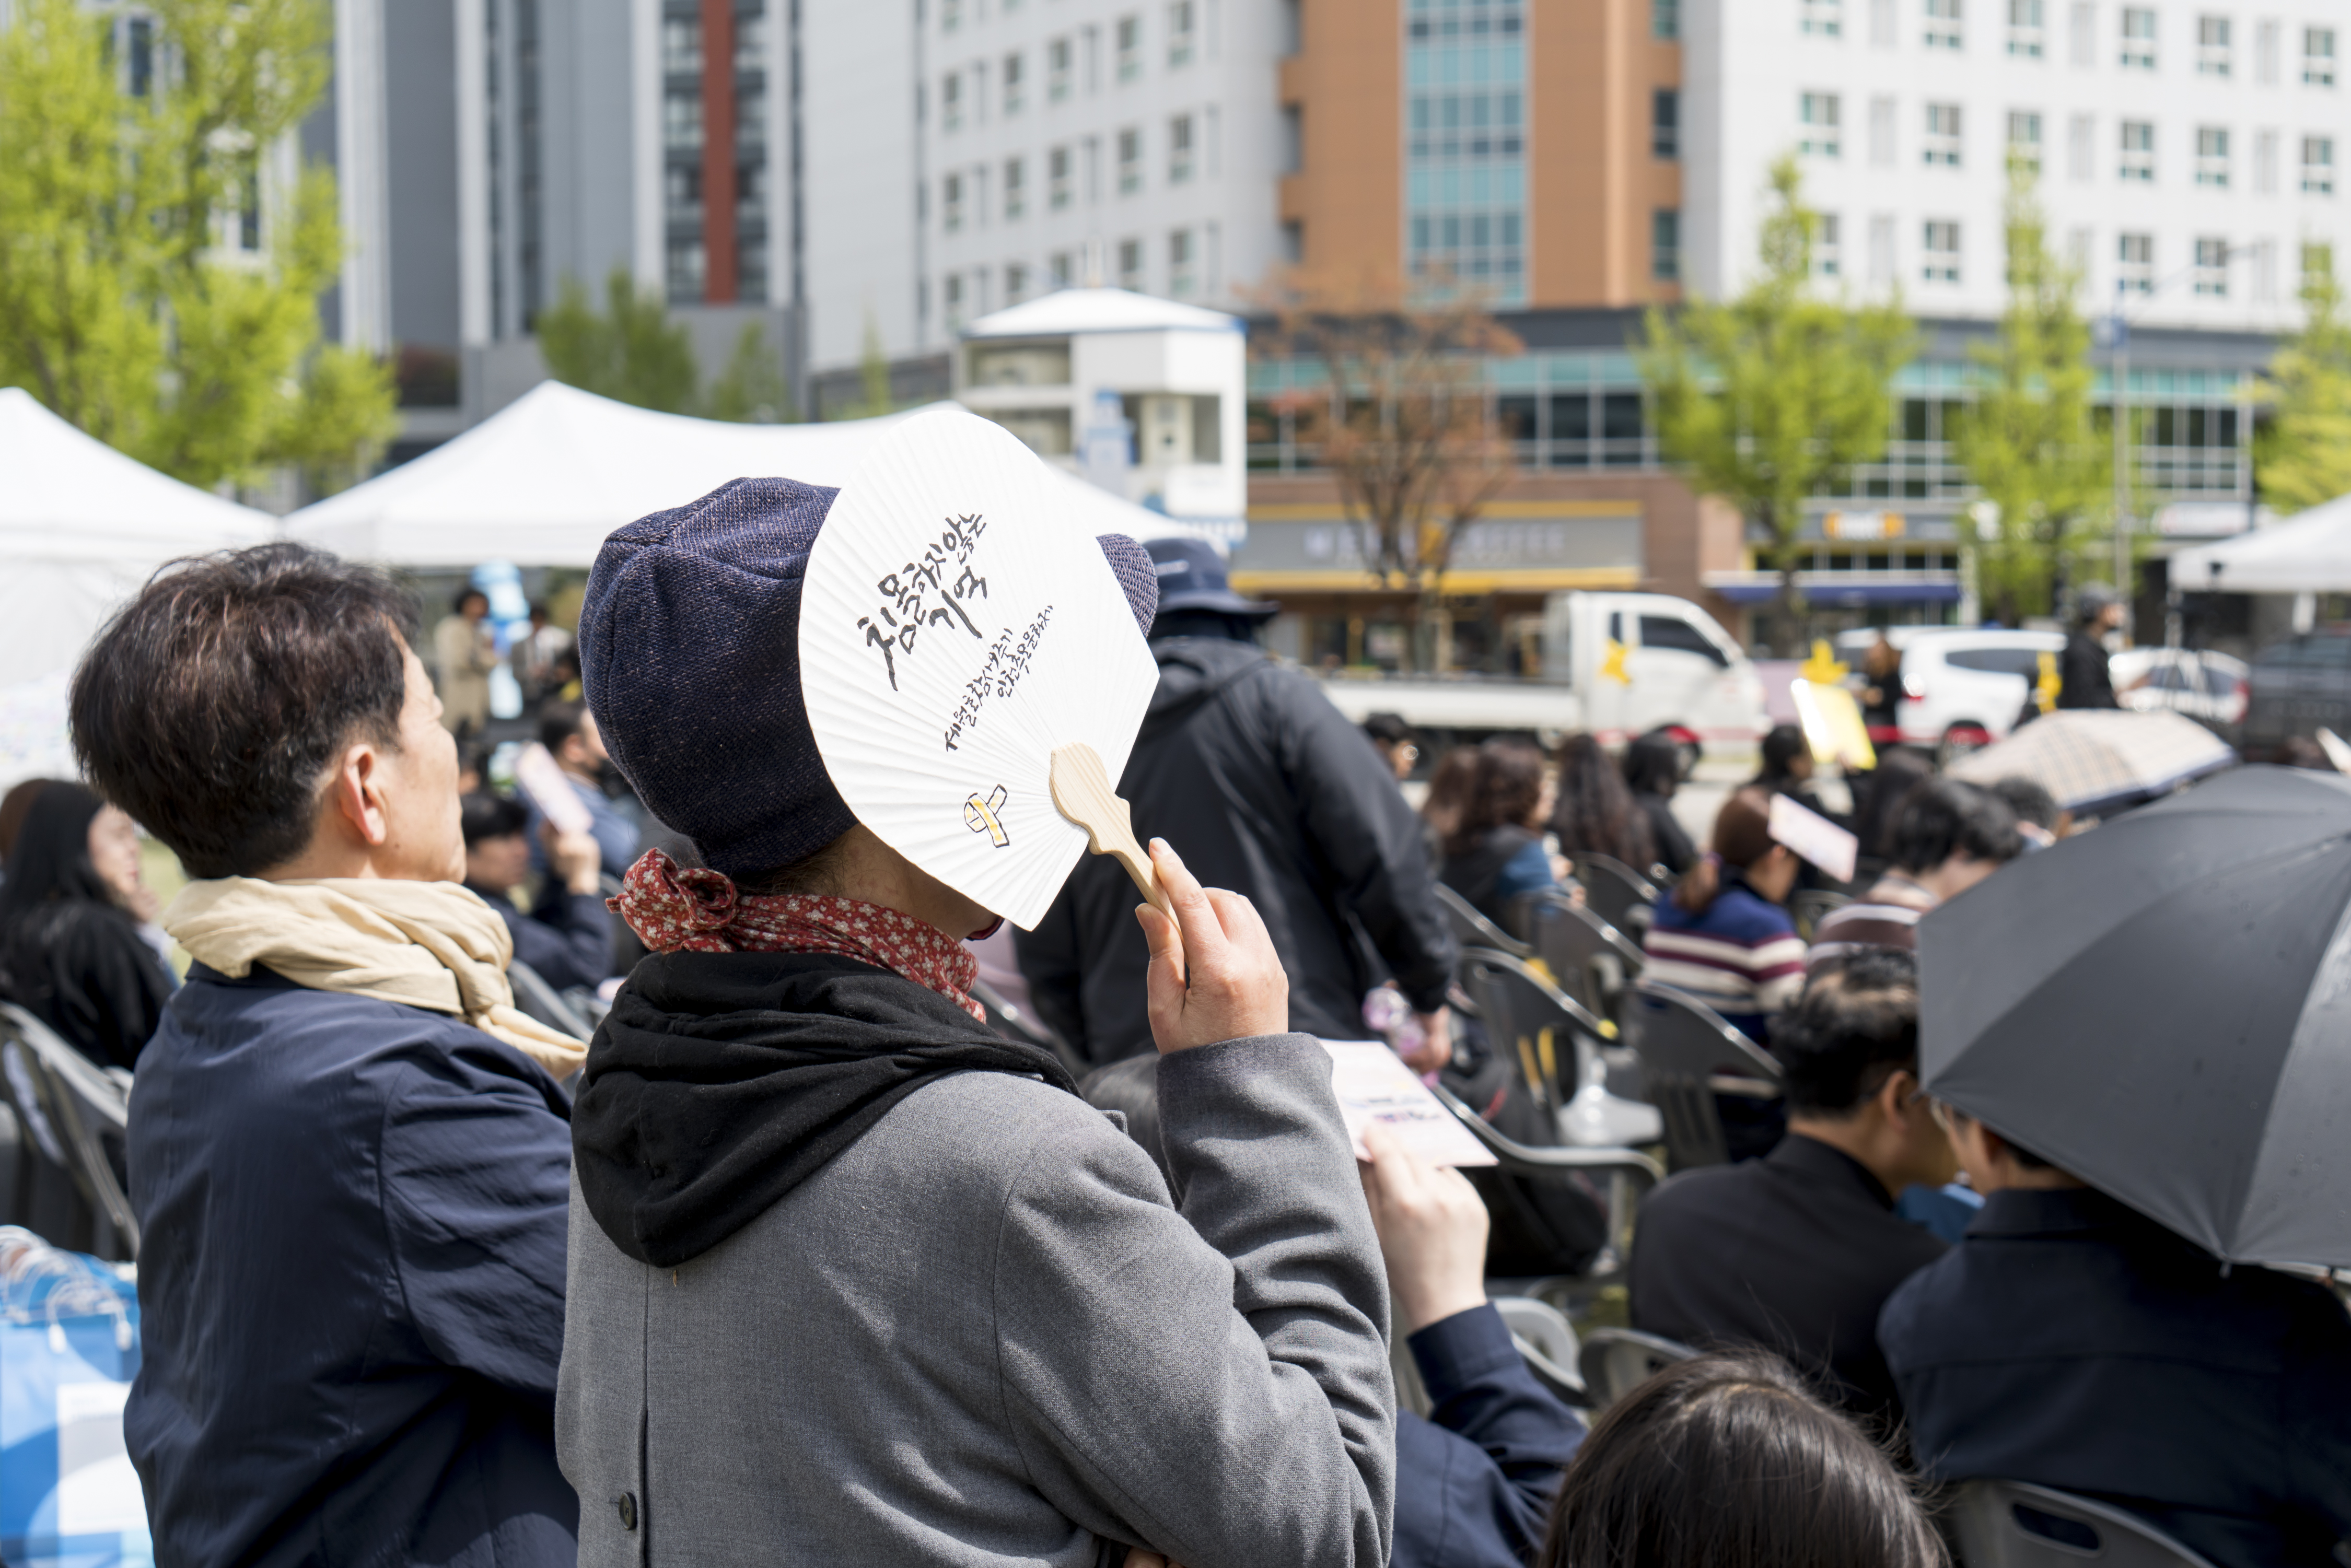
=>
[1638,157,1915,652]
[832,311,897,419]
[705,320,797,423]
[0,0,396,489]
[1950,158,2113,624]
[536,269,701,414]
[2255,253,2351,515]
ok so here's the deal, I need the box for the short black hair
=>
[1537,1349,1944,1568]
[1987,775,2061,832]
[453,586,488,613]
[1772,950,1921,1117]
[72,544,419,879]
[540,698,591,753]
[1759,723,1808,782]
[461,790,530,848]
[1363,711,1414,747]
[1890,777,2021,874]
[1622,730,1682,796]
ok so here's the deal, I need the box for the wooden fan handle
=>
[1049,743,1176,919]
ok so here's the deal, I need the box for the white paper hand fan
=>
[800,408,1165,930]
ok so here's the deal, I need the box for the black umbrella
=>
[1919,764,2351,1270]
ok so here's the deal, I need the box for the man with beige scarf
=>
[70,543,583,1568]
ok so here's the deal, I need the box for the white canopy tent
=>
[2170,493,2351,594]
[285,381,1219,568]
[0,388,273,691]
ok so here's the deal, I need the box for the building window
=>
[1167,0,1194,67]
[666,239,706,301]
[1924,102,1962,165]
[2120,5,2156,67]
[1801,92,1842,157]
[1169,113,1193,182]
[1004,52,1025,114]
[2007,0,2043,55]
[737,86,767,150]
[736,11,765,71]
[661,15,701,73]
[1925,0,1962,50]
[1118,127,1142,193]
[944,272,964,328]
[1118,236,1143,289]
[1922,218,1961,282]
[1005,157,1026,218]
[1169,228,1195,295]
[2256,18,2279,83]
[1116,15,1141,80]
[738,239,768,304]
[1869,213,1896,284]
[941,0,961,30]
[1049,36,1074,99]
[1653,208,1681,280]
[2008,110,2042,172]
[2067,112,2093,181]
[1654,0,1680,39]
[664,91,703,150]
[2309,27,2338,86]
[1653,88,1679,159]
[2197,14,2230,75]
[942,71,963,132]
[1869,96,1896,164]
[2256,128,2278,193]
[1006,262,1030,303]
[2307,136,2337,195]
[2120,120,2155,181]
[1049,251,1074,287]
[2119,232,2154,292]
[1817,212,1843,277]
[1802,0,1842,37]
[2196,125,2229,187]
[2194,236,2229,295]
[1049,145,1073,208]
[944,172,965,231]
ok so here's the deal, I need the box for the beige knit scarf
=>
[162,877,589,1078]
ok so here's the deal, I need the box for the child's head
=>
[1538,1350,1943,1568]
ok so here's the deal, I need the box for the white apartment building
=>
[1687,0,2351,332]
[803,0,1295,388]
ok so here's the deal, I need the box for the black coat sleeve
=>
[518,886,618,992]
[1392,1305,1586,1568]
[1013,887,1090,1058]
[1268,673,1459,1016]
[2057,633,2118,709]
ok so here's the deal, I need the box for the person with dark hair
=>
[0,777,56,867]
[0,782,174,1070]
[1628,952,1954,1427]
[434,584,499,738]
[1419,744,1482,857]
[1551,732,1655,873]
[525,698,638,881]
[462,791,612,993]
[1811,778,2021,962]
[559,484,1395,1564]
[1621,730,1696,876]
[1364,711,1420,781]
[1882,1106,2351,1568]
[73,543,583,1568]
[1534,1348,1946,1568]
[2057,584,2123,709]
[1019,535,1456,1071]
[1857,634,1905,742]
[1847,745,1934,869]
[1640,786,1807,1044]
[513,601,574,709]
[1985,774,2066,849]
[1440,738,1559,926]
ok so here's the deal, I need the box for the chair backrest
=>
[1491,1294,1584,1401]
[1570,853,1659,933]
[1519,893,1646,1019]
[1457,946,1607,1114]
[507,959,595,1043]
[0,1003,136,1258]
[1952,1480,2224,1568]
[1622,984,1784,1172]
[1431,1081,1662,1289]
[1436,882,1532,959]
[1790,888,1854,942]
[1576,1327,1698,1411]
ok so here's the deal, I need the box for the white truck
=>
[1312,591,1769,763]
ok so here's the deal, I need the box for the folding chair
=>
[0,1003,136,1260]
[1456,947,1610,1118]
[1620,984,1784,1172]
[1575,1327,1698,1412]
[1568,853,1659,938]
[1435,881,1532,961]
[1515,891,1646,1026]
[1952,1480,2222,1568]
[1432,1080,1662,1298]
[1790,888,1853,942]
[1491,1294,1584,1402]
[508,959,596,1043]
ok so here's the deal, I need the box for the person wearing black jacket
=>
[2057,585,2123,709]
[1016,538,1458,1069]
[0,781,174,1071]
[461,791,612,992]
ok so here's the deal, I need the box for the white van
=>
[1313,592,1768,761]
[1835,627,2066,754]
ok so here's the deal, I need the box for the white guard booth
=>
[285,381,1223,569]
[2171,493,2351,595]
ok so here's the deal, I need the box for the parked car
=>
[2243,630,2351,758]
[1316,592,1769,766]
[1835,627,2067,759]
[2110,647,2248,738]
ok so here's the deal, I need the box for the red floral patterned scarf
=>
[610,849,985,1023]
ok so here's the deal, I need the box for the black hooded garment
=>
[1015,635,1457,1067]
[571,950,1077,1268]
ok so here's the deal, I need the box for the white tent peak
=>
[0,386,272,554]
[2170,492,2351,595]
[961,287,1243,341]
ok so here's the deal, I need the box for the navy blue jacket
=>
[467,881,611,994]
[1880,1187,2351,1568]
[1395,1304,1585,1568]
[125,965,578,1568]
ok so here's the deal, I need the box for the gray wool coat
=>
[554,1032,1396,1566]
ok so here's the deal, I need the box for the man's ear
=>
[326,740,393,849]
[1879,1066,1922,1126]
